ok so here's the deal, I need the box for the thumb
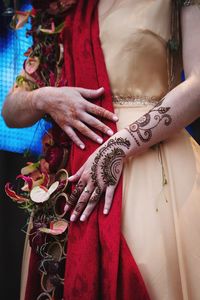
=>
[76,87,104,99]
[68,163,85,182]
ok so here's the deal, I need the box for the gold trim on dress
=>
[112,95,160,106]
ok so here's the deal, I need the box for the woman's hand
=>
[33,86,118,149]
[66,130,131,221]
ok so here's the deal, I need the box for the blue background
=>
[0,2,47,154]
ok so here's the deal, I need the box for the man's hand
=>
[33,86,118,149]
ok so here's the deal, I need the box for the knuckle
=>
[106,192,113,201]
[89,194,99,205]
[69,133,76,142]
[68,194,77,206]
[76,110,82,118]
[81,172,88,182]
[91,120,104,132]
[77,100,85,108]
[87,117,96,126]
[84,206,92,217]
[98,107,104,114]
[67,131,73,139]
[91,105,100,114]
[100,124,107,132]
[79,125,91,136]
[79,122,86,131]
[74,201,86,213]
[106,195,112,202]
[102,109,109,117]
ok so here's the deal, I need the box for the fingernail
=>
[97,138,103,144]
[70,214,76,222]
[64,204,69,212]
[80,144,85,149]
[103,209,109,215]
[80,214,86,222]
[68,175,74,181]
[107,129,113,136]
[113,116,118,121]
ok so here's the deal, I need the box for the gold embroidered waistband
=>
[112,95,160,106]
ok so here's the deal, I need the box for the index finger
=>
[87,103,118,122]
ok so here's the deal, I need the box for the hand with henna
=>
[66,87,200,221]
[2,86,118,149]
[65,99,173,222]
[57,6,200,220]
[66,132,131,222]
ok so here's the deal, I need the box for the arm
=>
[2,78,118,149]
[2,78,44,127]
[67,4,200,221]
[117,4,200,158]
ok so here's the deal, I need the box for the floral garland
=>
[6,127,71,298]
[11,1,78,90]
[5,1,77,299]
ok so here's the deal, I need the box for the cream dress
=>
[99,1,200,300]
[21,1,200,300]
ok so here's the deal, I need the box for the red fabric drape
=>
[25,1,150,299]
[62,1,150,299]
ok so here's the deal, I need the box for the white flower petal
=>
[30,186,50,203]
[48,181,59,195]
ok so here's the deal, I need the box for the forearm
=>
[115,75,200,158]
[2,88,45,128]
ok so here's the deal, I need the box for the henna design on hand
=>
[88,187,101,205]
[90,138,130,198]
[68,181,84,206]
[100,148,126,185]
[126,98,172,146]
[74,201,86,213]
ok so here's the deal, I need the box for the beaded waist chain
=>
[112,95,161,106]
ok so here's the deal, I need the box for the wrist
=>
[103,129,132,161]
[30,87,50,113]
[112,128,137,159]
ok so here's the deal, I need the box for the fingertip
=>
[103,208,109,215]
[70,214,76,222]
[97,87,104,93]
[80,214,87,222]
[68,175,74,181]
[113,115,119,122]
[107,129,114,136]
[97,137,103,144]
[64,204,70,212]
[79,144,85,150]
[68,174,79,182]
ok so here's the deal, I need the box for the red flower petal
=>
[17,175,33,190]
[5,183,28,203]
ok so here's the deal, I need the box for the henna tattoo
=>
[126,98,172,146]
[90,138,130,201]
[100,148,125,186]
[74,201,86,213]
[88,187,101,204]
[68,181,84,206]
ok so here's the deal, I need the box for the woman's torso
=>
[98,0,181,103]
